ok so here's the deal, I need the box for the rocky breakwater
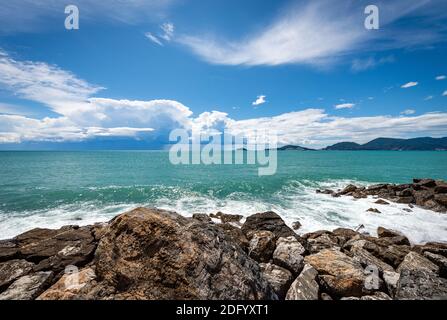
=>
[0,207,446,300]
[317,178,447,213]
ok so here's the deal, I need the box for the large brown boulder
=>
[304,249,365,298]
[91,208,276,300]
[0,259,34,290]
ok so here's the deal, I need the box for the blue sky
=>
[0,0,447,149]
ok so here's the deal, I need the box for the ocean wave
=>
[1,179,446,244]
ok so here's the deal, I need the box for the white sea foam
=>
[1,180,447,244]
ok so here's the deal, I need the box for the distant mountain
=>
[325,137,447,151]
[269,145,316,151]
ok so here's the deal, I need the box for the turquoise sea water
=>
[1,151,446,243]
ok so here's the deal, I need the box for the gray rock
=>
[397,251,439,274]
[0,271,53,300]
[248,231,276,263]
[360,292,392,300]
[0,259,35,290]
[192,213,212,223]
[383,271,400,298]
[350,246,394,274]
[273,236,305,274]
[260,263,293,299]
[395,269,447,300]
[285,264,319,300]
[423,251,447,277]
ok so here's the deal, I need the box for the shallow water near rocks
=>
[1,150,446,243]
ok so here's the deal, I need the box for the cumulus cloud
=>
[179,0,447,67]
[252,95,266,106]
[401,109,416,115]
[1,49,447,148]
[436,75,446,80]
[401,81,418,88]
[335,103,355,110]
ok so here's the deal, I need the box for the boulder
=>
[38,267,96,300]
[332,228,359,240]
[91,208,276,300]
[218,223,249,252]
[423,252,447,277]
[396,197,414,204]
[14,226,97,273]
[412,189,434,206]
[413,242,447,258]
[192,213,212,223]
[434,184,447,194]
[248,231,276,263]
[377,227,405,239]
[367,208,381,213]
[285,264,319,300]
[272,237,305,274]
[0,259,34,290]
[210,212,243,224]
[413,178,437,188]
[395,269,447,300]
[241,211,297,240]
[307,233,340,254]
[260,263,293,299]
[375,199,389,205]
[383,271,400,298]
[340,184,357,195]
[397,251,439,274]
[434,194,447,207]
[0,271,53,300]
[304,249,365,297]
[350,246,394,274]
[292,221,302,230]
[320,292,333,300]
[0,240,18,262]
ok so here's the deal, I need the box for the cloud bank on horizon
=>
[1,50,447,148]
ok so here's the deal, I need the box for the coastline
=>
[0,178,446,300]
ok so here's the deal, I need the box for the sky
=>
[0,0,447,149]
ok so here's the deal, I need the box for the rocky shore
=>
[1,204,446,300]
[317,178,447,213]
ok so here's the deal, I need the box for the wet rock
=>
[91,208,276,300]
[248,231,276,263]
[367,208,381,213]
[377,227,405,239]
[241,211,297,240]
[397,188,413,197]
[413,189,434,206]
[292,221,302,230]
[395,269,447,300]
[340,184,357,195]
[285,264,319,300]
[38,267,96,300]
[0,271,53,300]
[413,178,437,188]
[192,213,212,223]
[0,259,35,291]
[434,184,447,194]
[413,242,447,258]
[332,228,359,240]
[210,212,243,224]
[316,189,334,195]
[260,263,293,299]
[273,237,305,274]
[375,199,389,205]
[434,194,447,207]
[397,251,439,274]
[304,249,365,298]
[396,197,415,204]
[423,252,447,277]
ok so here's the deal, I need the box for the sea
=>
[1,150,446,243]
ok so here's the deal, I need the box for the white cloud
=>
[351,55,395,72]
[179,0,447,67]
[145,32,163,46]
[401,81,418,88]
[401,109,416,115]
[436,75,446,80]
[424,95,434,101]
[1,49,447,148]
[146,22,175,46]
[252,95,266,106]
[443,91,447,96]
[335,103,355,110]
